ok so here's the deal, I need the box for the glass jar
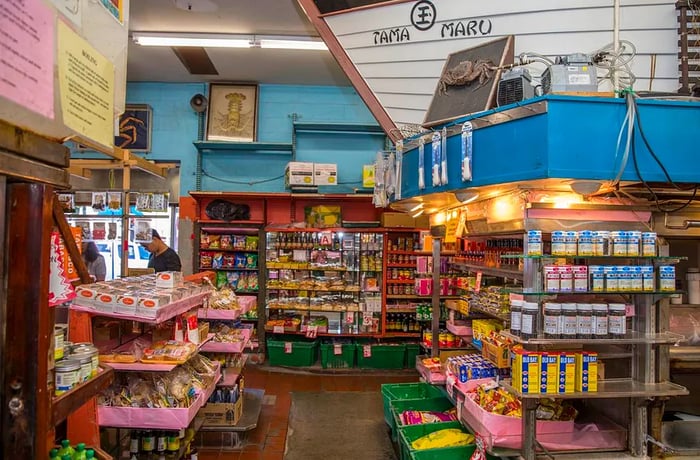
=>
[520,301,539,340]
[592,303,609,338]
[560,303,578,339]
[543,303,561,339]
[608,303,627,337]
[576,303,593,339]
[510,299,523,337]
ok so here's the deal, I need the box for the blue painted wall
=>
[73,83,386,195]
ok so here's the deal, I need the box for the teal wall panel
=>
[72,83,385,195]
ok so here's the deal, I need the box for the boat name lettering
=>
[373,28,411,45]
[441,20,493,38]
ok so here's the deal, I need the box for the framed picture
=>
[206,83,258,142]
[115,104,153,152]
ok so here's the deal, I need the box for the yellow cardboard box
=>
[512,349,540,394]
[304,206,342,228]
[380,212,415,228]
[558,352,576,393]
[576,351,598,392]
[540,352,559,394]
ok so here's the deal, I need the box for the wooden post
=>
[1,183,54,458]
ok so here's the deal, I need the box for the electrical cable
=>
[612,92,636,187]
[201,169,284,186]
[630,95,679,188]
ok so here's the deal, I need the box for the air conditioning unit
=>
[497,68,535,106]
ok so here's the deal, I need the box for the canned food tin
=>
[55,359,81,395]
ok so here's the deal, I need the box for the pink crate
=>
[446,320,473,338]
[461,394,575,449]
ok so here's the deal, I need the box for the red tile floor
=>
[197,364,418,460]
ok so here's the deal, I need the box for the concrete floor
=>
[197,364,418,460]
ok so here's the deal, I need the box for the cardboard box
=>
[576,351,598,392]
[380,212,414,228]
[512,349,539,394]
[362,164,375,188]
[199,396,243,427]
[314,163,338,186]
[540,353,559,394]
[304,205,341,228]
[285,162,314,187]
[414,215,430,229]
[482,340,510,368]
[558,352,576,393]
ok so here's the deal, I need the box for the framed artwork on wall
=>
[115,104,153,152]
[206,83,258,142]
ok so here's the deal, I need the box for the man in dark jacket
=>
[143,229,182,272]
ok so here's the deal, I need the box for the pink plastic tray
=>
[197,295,256,320]
[98,364,220,429]
[104,334,215,372]
[416,359,446,385]
[72,292,210,324]
[200,327,252,353]
[461,393,575,449]
[446,320,473,337]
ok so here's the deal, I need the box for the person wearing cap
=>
[143,229,182,272]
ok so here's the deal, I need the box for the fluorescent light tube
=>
[133,33,252,48]
[259,39,327,50]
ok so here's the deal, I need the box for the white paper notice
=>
[49,0,82,28]
[0,0,55,119]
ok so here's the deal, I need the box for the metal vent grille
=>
[497,78,524,106]
[541,69,552,94]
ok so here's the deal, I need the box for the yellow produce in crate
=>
[411,428,475,450]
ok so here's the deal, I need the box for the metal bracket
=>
[646,434,676,453]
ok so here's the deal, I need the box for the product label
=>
[565,231,578,256]
[558,353,576,393]
[593,315,608,336]
[576,352,598,392]
[55,369,77,393]
[642,266,655,291]
[543,315,559,336]
[521,313,535,334]
[609,315,626,335]
[559,268,573,292]
[659,266,676,291]
[577,315,592,335]
[546,266,560,292]
[540,353,559,394]
[510,311,522,332]
[578,231,594,256]
[562,316,577,336]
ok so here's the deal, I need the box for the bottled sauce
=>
[57,440,75,458]
[141,430,155,453]
[129,431,140,456]
[73,443,87,460]
[167,431,181,453]
[156,430,167,453]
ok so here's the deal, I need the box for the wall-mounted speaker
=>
[190,93,208,113]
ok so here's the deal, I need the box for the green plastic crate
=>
[381,382,445,427]
[320,342,355,369]
[405,343,421,368]
[390,396,454,444]
[356,343,406,369]
[267,338,318,367]
[399,421,496,460]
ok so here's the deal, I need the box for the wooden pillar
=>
[1,183,54,458]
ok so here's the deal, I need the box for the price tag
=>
[363,344,372,358]
[333,344,343,355]
[346,311,355,324]
[475,272,482,293]
[305,325,318,339]
[273,326,284,334]
[625,303,635,317]
[284,342,293,354]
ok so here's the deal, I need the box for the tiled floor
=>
[197,364,418,460]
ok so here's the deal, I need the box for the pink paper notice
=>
[0,0,55,119]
